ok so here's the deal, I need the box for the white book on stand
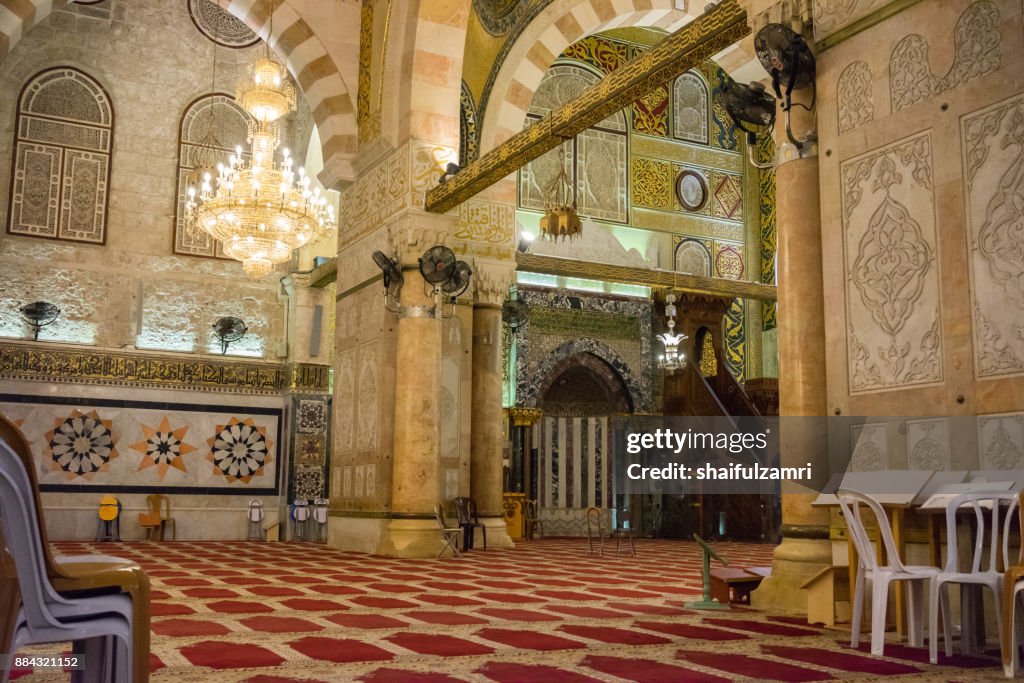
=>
[812,470,932,506]
[918,481,1014,510]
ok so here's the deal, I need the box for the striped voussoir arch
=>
[480,0,691,153]
[0,0,357,174]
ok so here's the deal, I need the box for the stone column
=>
[381,262,445,556]
[469,264,515,548]
[751,71,831,612]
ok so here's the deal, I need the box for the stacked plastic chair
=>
[312,498,329,543]
[96,496,121,542]
[246,500,265,541]
[291,499,310,541]
[1,438,134,683]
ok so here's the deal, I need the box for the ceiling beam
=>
[424,0,750,214]
[516,253,777,301]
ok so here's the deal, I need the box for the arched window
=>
[8,67,113,244]
[519,63,628,224]
[672,71,709,145]
[173,93,250,258]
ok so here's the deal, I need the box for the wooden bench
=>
[710,566,770,605]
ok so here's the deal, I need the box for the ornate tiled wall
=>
[514,287,653,413]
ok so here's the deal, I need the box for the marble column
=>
[469,265,515,548]
[751,84,831,612]
[381,265,445,557]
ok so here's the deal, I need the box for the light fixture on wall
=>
[184,0,335,279]
[212,316,247,355]
[656,293,687,372]
[19,301,60,341]
[539,142,582,242]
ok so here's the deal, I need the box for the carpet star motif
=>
[45,409,118,481]
[131,416,197,480]
[207,417,273,484]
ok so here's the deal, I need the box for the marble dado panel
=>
[906,417,951,470]
[837,61,874,133]
[0,394,281,494]
[977,413,1024,470]
[841,132,942,393]
[338,140,457,249]
[849,422,889,471]
[962,93,1024,379]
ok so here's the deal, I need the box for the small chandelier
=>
[657,293,688,371]
[539,142,582,241]
[184,3,335,279]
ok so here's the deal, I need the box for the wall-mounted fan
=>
[419,245,457,285]
[20,301,60,341]
[754,23,816,150]
[501,298,529,330]
[723,80,777,169]
[212,316,247,355]
[442,261,473,300]
[372,250,404,313]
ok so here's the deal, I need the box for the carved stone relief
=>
[850,422,888,471]
[963,94,1024,378]
[440,357,460,460]
[355,341,378,450]
[890,1,1001,112]
[524,219,654,269]
[813,0,887,41]
[335,348,356,453]
[977,413,1024,470]
[907,418,950,470]
[841,132,942,392]
[837,61,873,133]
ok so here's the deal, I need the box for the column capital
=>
[509,407,543,427]
[473,259,515,307]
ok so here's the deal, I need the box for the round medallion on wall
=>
[188,0,260,49]
[472,0,529,36]
[675,169,708,212]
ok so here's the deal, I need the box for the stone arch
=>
[477,0,761,157]
[521,338,644,411]
[0,0,357,185]
[675,238,711,276]
[537,351,634,415]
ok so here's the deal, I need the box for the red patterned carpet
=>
[11,539,1004,682]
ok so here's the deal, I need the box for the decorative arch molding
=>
[520,338,646,412]
[0,0,357,186]
[476,0,760,157]
[536,350,634,414]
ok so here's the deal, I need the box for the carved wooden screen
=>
[8,67,113,244]
[519,63,628,224]
[672,71,709,145]
[173,93,250,258]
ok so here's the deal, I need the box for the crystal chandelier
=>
[184,4,334,279]
[657,293,688,371]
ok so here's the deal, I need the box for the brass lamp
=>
[539,142,582,242]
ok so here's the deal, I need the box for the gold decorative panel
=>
[630,157,673,210]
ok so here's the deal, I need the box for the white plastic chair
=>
[837,489,942,656]
[0,439,133,683]
[930,492,1019,664]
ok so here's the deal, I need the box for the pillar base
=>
[750,536,832,614]
[478,516,515,549]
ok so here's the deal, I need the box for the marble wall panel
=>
[1,394,281,493]
[977,413,1024,469]
[849,422,889,471]
[906,418,951,470]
